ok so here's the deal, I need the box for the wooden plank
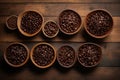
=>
[0,3,119,16]
[0,0,120,3]
[0,16,120,42]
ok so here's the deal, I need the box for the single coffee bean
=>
[57,45,76,68]
[86,10,113,36]
[5,43,28,66]
[6,15,17,30]
[21,11,43,34]
[44,21,59,37]
[59,9,81,34]
[32,43,55,67]
[78,43,102,67]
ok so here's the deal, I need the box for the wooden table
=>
[0,0,120,80]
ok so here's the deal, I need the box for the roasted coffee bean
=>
[7,16,17,29]
[59,10,81,34]
[78,43,102,67]
[57,45,76,67]
[44,21,59,37]
[86,10,113,36]
[33,44,55,66]
[21,11,43,34]
[6,44,28,65]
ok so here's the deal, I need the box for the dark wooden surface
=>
[0,0,120,80]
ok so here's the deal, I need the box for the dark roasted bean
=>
[6,44,28,65]
[33,44,55,66]
[44,21,59,37]
[78,43,102,67]
[21,11,43,34]
[7,16,17,29]
[57,45,76,67]
[59,10,81,34]
[86,10,113,36]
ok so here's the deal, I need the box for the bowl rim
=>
[57,45,77,68]
[4,42,29,67]
[84,9,114,38]
[6,15,18,30]
[42,20,59,38]
[30,42,56,68]
[77,42,103,67]
[58,9,82,35]
[17,10,44,37]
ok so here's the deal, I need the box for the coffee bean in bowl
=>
[17,11,43,37]
[4,43,29,67]
[6,15,18,30]
[30,43,56,68]
[57,45,76,68]
[78,43,102,67]
[42,20,59,38]
[84,9,113,38]
[59,9,82,35]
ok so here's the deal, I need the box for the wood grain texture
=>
[0,0,120,80]
[0,3,119,16]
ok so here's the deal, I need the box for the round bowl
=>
[17,10,44,37]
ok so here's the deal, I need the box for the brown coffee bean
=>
[78,43,102,67]
[86,10,113,36]
[59,10,81,34]
[33,44,55,66]
[6,15,17,30]
[21,11,43,34]
[6,43,28,65]
[57,45,76,67]
[44,21,59,37]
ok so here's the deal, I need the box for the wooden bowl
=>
[57,45,76,68]
[58,9,82,35]
[42,20,59,38]
[17,10,44,37]
[4,42,29,67]
[30,43,56,68]
[77,43,102,67]
[6,15,18,30]
[84,9,113,38]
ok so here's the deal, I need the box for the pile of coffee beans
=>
[59,9,81,34]
[86,10,113,36]
[32,43,55,67]
[6,15,17,30]
[57,45,76,68]
[43,21,59,37]
[5,43,28,66]
[21,11,43,34]
[78,43,102,67]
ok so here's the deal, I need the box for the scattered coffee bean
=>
[86,10,113,36]
[32,43,55,67]
[21,11,43,34]
[59,10,81,34]
[44,21,59,37]
[6,15,17,30]
[57,45,76,67]
[5,43,28,65]
[78,43,102,67]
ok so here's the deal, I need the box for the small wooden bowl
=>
[57,45,76,68]
[6,15,18,30]
[77,43,102,67]
[84,9,113,38]
[42,20,59,38]
[58,9,82,35]
[4,42,29,67]
[30,43,56,68]
[17,10,44,37]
